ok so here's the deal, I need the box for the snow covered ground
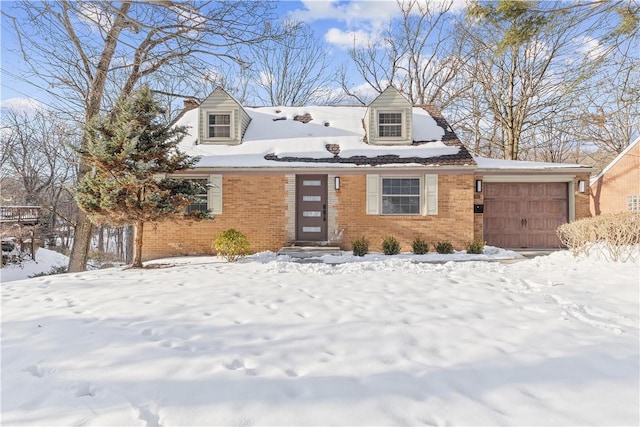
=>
[2,248,639,426]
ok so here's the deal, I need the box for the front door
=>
[296,175,328,242]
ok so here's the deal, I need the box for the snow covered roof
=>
[174,105,475,168]
[474,156,592,171]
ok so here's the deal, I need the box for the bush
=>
[352,236,369,257]
[381,235,401,255]
[29,265,68,278]
[557,212,640,262]
[466,239,485,254]
[412,237,429,255]
[434,240,454,254]
[213,229,251,262]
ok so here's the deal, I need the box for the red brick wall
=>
[142,174,287,260]
[335,174,476,252]
[591,143,640,215]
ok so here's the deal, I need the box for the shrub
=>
[434,240,454,254]
[412,237,429,255]
[381,235,401,255]
[466,239,485,254]
[29,265,68,278]
[557,212,640,262]
[352,236,369,257]
[213,229,251,262]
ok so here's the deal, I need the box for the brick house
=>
[590,136,640,215]
[142,87,592,260]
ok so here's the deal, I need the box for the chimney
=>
[183,98,198,110]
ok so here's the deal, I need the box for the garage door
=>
[483,183,568,249]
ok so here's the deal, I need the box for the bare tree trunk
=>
[68,210,92,272]
[132,221,144,268]
[97,225,105,252]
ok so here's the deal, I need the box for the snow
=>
[474,156,590,170]
[177,106,459,168]
[2,249,639,426]
[0,248,69,283]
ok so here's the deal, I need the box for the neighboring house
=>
[143,87,592,260]
[590,136,640,215]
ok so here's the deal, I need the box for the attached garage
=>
[483,182,569,248]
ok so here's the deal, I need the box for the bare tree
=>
[456,1,590,160]
[249,20,341,106]
[4,0,280,271]
[342,0,466,109]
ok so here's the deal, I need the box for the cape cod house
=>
[142,87,592,260]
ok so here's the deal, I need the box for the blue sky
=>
[0,0,397,103]
[0,0,466,109]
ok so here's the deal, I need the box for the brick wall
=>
[591,142,640,215]
[142,174,287,260]
[335,174,476,252]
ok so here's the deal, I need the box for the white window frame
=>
[205,110,234,141]
[177,174,223,215]
[628,195,640,212]
[183,177,209,214]
[366,174,438,216]
[377,110,405,140]
[380,176,422,215]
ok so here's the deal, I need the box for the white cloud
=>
[574,36,606,60]
[0,97,44,113]
[291,0,397,27]
[324,28,377,49]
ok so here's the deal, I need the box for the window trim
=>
[628,195,640,212]
[377,109,405,140]
[182,177,210,214]
[380,176,422,216]
[204,110,234,142]
[175,174,223,215]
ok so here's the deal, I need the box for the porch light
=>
[475,179,482,192]
[578,180,586,193]
[335,176,341,190]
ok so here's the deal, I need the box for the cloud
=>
[291,0,397,27]
[574,36,606,60]
[0,97,45,113]
[324,28,377,49]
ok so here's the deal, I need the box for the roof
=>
[475,157,592,171]
[590,135,640,184]
[174,104,475,168]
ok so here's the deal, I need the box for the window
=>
[382,178,420,214]
[628,195,640,212]
[208,113,231,138]
[185,178,209,213]
[378,112,403,138]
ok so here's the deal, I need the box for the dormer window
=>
[378,111,404,138]
[208,112,232,138]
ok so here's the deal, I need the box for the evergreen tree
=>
[76,86,203,268]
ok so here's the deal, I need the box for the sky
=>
[0,0,465,110]
[2,246,638,425]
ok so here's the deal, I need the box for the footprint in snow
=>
[25,364,44,378]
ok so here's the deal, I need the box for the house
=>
[590,136,640,215]
[142,87,592,260]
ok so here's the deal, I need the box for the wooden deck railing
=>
[0,206,41,225]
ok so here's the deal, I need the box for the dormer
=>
[198,87,251,145]
[364,86,413,145]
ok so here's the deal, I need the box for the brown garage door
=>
[483,182,568,249]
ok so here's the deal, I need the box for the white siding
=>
[365,87,413,145]
[199,88,251,145]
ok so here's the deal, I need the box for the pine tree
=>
[76,86,202,267]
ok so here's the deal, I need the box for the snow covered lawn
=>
[2,250,638,426]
